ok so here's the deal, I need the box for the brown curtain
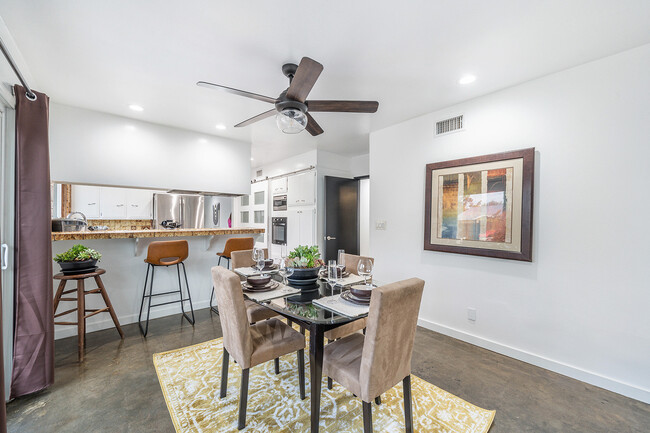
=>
[10,85,54,398]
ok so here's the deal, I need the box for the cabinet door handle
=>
[1,244,8,270]
[131,204,138,207]
[88,202,96,205]
[116,204,124,207]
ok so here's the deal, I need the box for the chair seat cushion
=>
[245,299,278,323]
[323,333,365,397]
[324,318,367,341]
[250,318,305,366]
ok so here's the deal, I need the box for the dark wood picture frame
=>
[424,148,535,261]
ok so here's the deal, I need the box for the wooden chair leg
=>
[274,357,280,374]
[77,279,86,362]
[238,368,250,430]
[94,276,124,338]
[297,349,305,400]
[403,375,413,433]
[53,280,66,314]
[375,396,381,405]
[362,400,373,433]
[327,377,333,390]
[220,349,229,398]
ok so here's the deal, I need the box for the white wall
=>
[49,103,251,194]
[369,44,650,403]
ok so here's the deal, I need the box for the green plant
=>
[287,245,324,268]
[54,244,102,262]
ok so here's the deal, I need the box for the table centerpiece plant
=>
[53,244,102,273]
[286,245,324,280]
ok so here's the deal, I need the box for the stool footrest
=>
[85,288,102,294]
[150,298,192,308]
[145,290,183,298]
[54,307,78,318]
[62,289,77,295]
[59,297,77,302]
[54,321,77,326]
[84,307,110,319]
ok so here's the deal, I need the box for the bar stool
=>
[210,237,255,314]
[53,269,124,362]
[139,240,195,336]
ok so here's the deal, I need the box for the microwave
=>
[273,194,287,211]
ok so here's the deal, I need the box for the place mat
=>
[153,337,495,433]
[243,283,300,302]
[313,293,370,318]
[234,267,258,277]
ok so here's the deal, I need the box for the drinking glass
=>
[327,260,338,287]
[279,258,293,286]
[357,258,373,287]
[253,248,266,275]
[337,249,346,276]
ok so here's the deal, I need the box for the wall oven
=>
[273,194,287,211]
[272,217,287,245]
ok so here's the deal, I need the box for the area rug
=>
[153,338,495,432]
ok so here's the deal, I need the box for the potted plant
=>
[54,244,102,274]
[287,245,324,280]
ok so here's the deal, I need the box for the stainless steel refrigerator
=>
[153,193,205,229]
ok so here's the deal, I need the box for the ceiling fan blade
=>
[197,81,277,104]
[307,100,379,113]
[234,109,277,128]
[305,113,324,136]
[286,57,324,102]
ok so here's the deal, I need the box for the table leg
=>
[310,324,325,433]
[94,275,124,338]
[77,279,85,362]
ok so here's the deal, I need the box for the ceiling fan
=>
[197,57,379,136]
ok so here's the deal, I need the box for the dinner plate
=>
[287,277,319,286]
[318,270,351,279]
[340,290,371,305]
[242,280,279,292]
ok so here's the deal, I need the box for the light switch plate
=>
[467,308,477,322]
[375,220,387,230]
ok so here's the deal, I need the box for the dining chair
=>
[211,266,306,430]
[321,277,424,433]
[230,248,278,324]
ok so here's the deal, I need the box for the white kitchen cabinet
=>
[71,185,100,218]
[270,177,288,194]
[126,189,154,219]
[99,187,127,219]
[287,208,315,250]
[287,172,315,206]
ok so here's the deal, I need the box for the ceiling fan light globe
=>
[276,108,307,134]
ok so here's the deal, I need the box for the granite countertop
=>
[51,227,265,241]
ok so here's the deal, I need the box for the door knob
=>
[325,236,336,241]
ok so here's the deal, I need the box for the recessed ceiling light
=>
[129,104,144,112]
[458,75,476,85]
[215,124,226,130]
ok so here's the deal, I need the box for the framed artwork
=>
[424,148,534,261]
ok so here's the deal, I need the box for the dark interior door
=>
[324,176,359,262]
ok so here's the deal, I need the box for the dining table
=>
[234,267,372,433]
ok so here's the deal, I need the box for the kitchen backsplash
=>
[88,219,153,230]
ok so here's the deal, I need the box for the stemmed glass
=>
[252,247,266,275]
[279,257,294,286]
[337,249,346,277]
[327,259,338,288]
[357,258,373,287]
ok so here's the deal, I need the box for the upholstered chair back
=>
[342,253,374,276]
[211,266,253,368]
[359,278,424,402]
[221,237,255,258]
[231,248,269,270]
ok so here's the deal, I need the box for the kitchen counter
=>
[51,227,264,241]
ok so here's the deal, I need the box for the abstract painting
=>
[424,148,534,261]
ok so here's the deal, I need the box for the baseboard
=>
[54,300,211,340]
[417,317,650,404]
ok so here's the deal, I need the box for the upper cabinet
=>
[126,189,154,219]
[71,185,100,218]
[99,187,127,219]
[270,177,288,195]
[287,172,315,206]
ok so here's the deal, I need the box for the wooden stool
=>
[53,269,124,361]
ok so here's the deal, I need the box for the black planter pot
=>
[57,259,97,274]
[288,266,321,280]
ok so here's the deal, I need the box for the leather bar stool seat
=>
[139,240,195,336]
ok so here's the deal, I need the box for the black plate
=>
[287,277,319,286]
[242,280,279,292]
[340,290,370,306]
[61,266,98,276]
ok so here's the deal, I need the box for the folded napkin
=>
[313,293,370,318]
[234,267,258,277]
[335,274,367,286]
[243,283,301,303]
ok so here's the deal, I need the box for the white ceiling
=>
[1,1,649,167]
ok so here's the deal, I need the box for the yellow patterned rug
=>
[154,338,495,432]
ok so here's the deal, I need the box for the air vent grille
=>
[436,115,464,135]
[256,169,263,177]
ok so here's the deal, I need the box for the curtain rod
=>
[0,35,37,101]
[250,165,315,184]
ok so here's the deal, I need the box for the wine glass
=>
[327,260,338,287]
[279,258,294,286]
[337,249,346,276]
[252,247,265,275]
[357,258,373,287]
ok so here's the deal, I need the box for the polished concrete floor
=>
[6,308,650,432]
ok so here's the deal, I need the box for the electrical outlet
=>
[375,220,387,230]
[467,308,477,322]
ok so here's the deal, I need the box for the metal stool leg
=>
[138,264,153,336]
[179,262,195,325]
[209,286,219,315]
